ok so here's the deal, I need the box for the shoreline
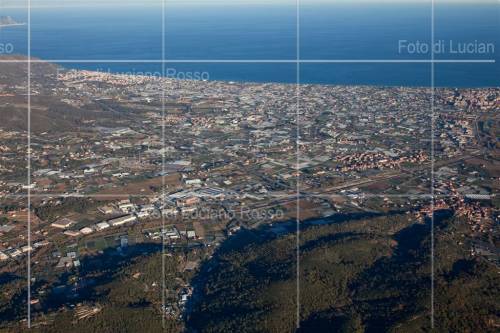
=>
[1,55,498,90]
[53,61,500,90]
[0,23,26,28]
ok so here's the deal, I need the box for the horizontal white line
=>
[0,59,495,64]
[3,193,492,199]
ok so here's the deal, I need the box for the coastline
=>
[46,61,500,90]
[0,23,26,28]
[54,61,500,89]
[2,55,499,90]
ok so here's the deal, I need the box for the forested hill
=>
[187,211,499,333]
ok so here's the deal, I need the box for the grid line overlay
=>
[161,0,167,329]
[0,59,495,63]
[295,0,301,328]
[27,0,32,328]
[430,0,436,328]
[4,193,494,200]
[13,1,495,329]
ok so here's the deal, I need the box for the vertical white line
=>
[430,0,436,329]
[0,1,3,43]
[295,0,301,329]
[161,0,166,329]
[27,0,32,328]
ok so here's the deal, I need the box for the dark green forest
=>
[187,212,499,333]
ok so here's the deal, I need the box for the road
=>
[248,152,482,212]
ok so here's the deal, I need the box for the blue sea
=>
[0,3,498,87]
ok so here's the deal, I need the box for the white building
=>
[64,230,80,237]
[80,227,94,235]
[96,222,110,231]
[51,218,76,229]
[108,215,136,227]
